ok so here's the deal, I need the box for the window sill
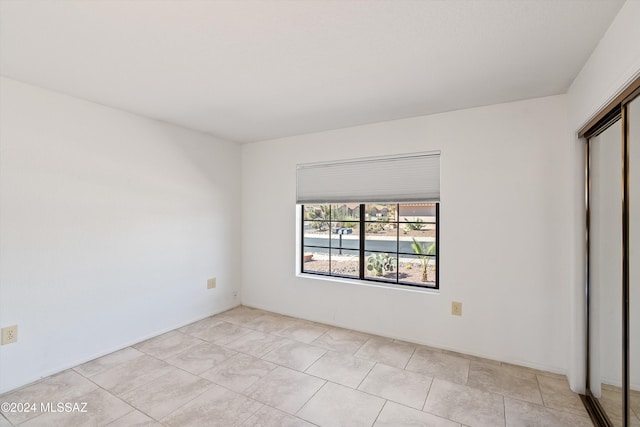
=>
[296,272,440,295]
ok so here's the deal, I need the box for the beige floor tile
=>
[225,330,288,358]
[73,347,144,378]
[191,321,254,344]
[406,348,470,385]
[597,395,640,427]
[359,363,433,409]
[312,328,371,354]
[216,306,267,326]
[504,397,593,427]
[634,393,640,416]
[246,313,299,334]
[244,366,325,414]
[354,337,416,369]
[165,341,236,374]
[467,361,543,404]
[20,388,133,427]
[178,316,224,336]
[90,354,173,396]
[305,351,375,388]
[275,319,330,343]
[424,379,505,427]
[297,382,385,427]
[0,370,98,425]
[443,350,501,366]
[161,384,263,427]
[1,307,590,427]
[501,362,567,380]
[537,375,589,417]
[120,368,212,419]
[79,388,134,425]
[133,330,203,360]
[599,384,640,426]
[200,353,277,393]
[374,401,461,427]
[262,340,327,371]
[241,405,314,426]
[601,383,623,398]
[411,343,445,353]
[106,410,163,426]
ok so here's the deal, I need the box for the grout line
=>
[78,375,158,424]
[0,414,11,426]
[351,336,370,356]
[421,377,434,411]
[79,347,234,424]
[371,399,388,426]
[506,395,593,421]
[232,400,265,427]
[294,380,328,417]
[403,346,417,370]
[502,395,507,427]
[356,362,378,390]
[535,374,548,408]
[302,351,328,375]
[99,407,137,426]
[349,377,430,412]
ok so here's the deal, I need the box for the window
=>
[296,152,440,290]
[301,202,439,289]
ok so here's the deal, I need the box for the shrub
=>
[367,253,397,276]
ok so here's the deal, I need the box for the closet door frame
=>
[581,80,640,427]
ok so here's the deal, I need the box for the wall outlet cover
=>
[1,325,18,345]
[207,278,216,289]
[452,302,462,316]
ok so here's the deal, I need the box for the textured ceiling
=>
[0,0,625,143]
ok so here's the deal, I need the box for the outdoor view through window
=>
[301,203,438,288]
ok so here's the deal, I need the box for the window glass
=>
[302,202,438,288]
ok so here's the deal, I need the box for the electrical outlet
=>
[207,278,216,289]
[1,325,18,345]
[451,301,462,316]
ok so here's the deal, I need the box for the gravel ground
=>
[303,258,436,284]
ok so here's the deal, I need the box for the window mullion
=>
[436,203,440,289]
[359,204,365,280]
[396,203,399,284]
[328,204,332,274]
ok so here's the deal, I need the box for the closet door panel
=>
[629,94,640,425]
[590,119,623,425]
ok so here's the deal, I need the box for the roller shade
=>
[296,152,440,204]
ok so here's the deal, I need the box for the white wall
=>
[241,95,573,374]
[568,0,640,133]
[0,77,241,393]
[566,0,640,393]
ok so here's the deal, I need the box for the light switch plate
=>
[207,278,216,289]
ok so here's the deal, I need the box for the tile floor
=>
[594,385,640,427]
[0,306,593,426]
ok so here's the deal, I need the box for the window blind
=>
[296,152,440,204]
